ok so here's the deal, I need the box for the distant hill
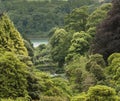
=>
[0,0,98,39]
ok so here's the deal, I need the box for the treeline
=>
[0,0,98,38]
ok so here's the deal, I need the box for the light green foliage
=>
[86,85,119,101]
[86,3,112,37]
[65,6,89,32]
[107,53,120,93]
[50,28,69,67]
[0,97,28,101]
[0,52,28,98]
[65,56,89,92]
[86,54,106,70]
[18,55,33,67]
[0,14,28,56]
[86,27,96,37]
[52,77,72,96]
[86,3,112,28]
[71,85,120,101]
[33,71,72,100]
[86,54,106,81]
[65,55,96,92]
[69,31,91,55]
[71,92,87,101]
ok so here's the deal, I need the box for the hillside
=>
[0,0,98,39]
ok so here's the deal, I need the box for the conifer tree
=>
[0,52,28,98]
[0,13,28,56]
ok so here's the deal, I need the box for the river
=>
[30,38,48,47]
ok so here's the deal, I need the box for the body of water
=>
[30,38,48,47]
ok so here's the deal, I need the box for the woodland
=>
[0,0,120,101]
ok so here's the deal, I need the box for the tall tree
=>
[65,6,88,32]
[0,13,28,56]
[92,0,120,61]
[49,28,68,68]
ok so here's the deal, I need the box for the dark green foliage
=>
[65,0,97,13]
[24,40,34,57]
[0,0,98,39]
[50,28,69,67]
[27,73,41,100]
[104,0,112,3]
[65,6,89,32]
[0,52,28,98]
[92,0,120,61]
[48,27,59,38]
[0,0,66,37]
[34,44,57,73]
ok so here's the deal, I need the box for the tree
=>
[92,0,120,61]
[107,53,120,93]
[0,13,28,56]
[68,31,91,55]
[71,85,120,101]
[65,6,88,32]
[86,54,106,83]
[0,52,28,98]
[49,28,68,68]
[65,56,93,92]
[86,3,112,29]
[86,3,112,37]
[87,85,119,101]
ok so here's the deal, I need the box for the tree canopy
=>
[92,0,120,61]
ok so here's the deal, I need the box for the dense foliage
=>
[0,0,97,38]
[0,52,28,98]
[0,0,120,101]
[0,13,28,56]
[92,0,120,60]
